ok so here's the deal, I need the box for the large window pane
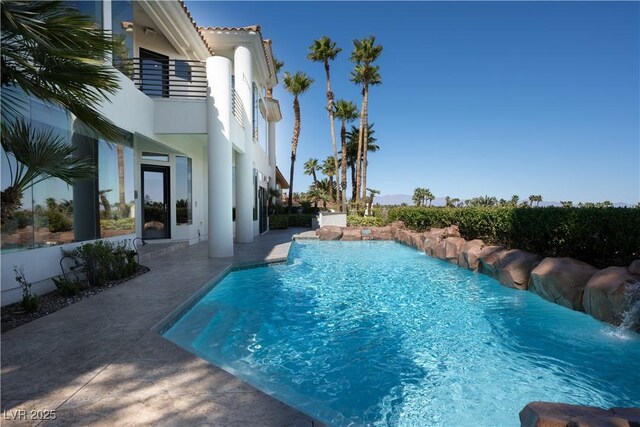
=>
[112,0,134,76]
[98,140,135,238]
[176,156,192,225]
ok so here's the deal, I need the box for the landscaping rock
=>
[424,234,441,257]
[395,229,413,246]
[410,232,426,251]
[611,408,640,425]
[567,415,630,427]
[341,227,362,241]
[432,239,447,260]
[529,257,598,311]
[519,402,611,427]
[628,260,640,276]
[444,237,466,264]
[442,224,461,238]
[389,221,405,239]
[458,239,485,270]
[370,226,393,240]
[477,246,507,279]
[317,226,343,240]
[583,266,640,325]
[498,249,542,290]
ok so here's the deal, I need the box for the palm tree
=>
[413,188,424,207]
[282,71,314,212]
[350,36,383,210]
[1,1,120,138]
[366,188,380,215]
[529,194,543,207]
[1,121,94,225]
[424,188,435,207]
[314,178,334,209]
[346,124,379,202]
[321,156,337,202]
[333,99,359,212]
[267,58,285,98]
[303,158,319,188]
[308,36,341,209]
[510,194,520,207]
[1,1,120,224]
[445,196,460,208]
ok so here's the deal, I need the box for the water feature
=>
[164,241,640,426]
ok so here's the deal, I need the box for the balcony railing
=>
[114,58,207,100]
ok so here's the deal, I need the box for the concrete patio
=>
[1,228,321,426]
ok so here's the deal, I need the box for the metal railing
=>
[114,58,207,100]
[231,89,244,126]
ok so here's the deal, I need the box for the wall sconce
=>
[121,21,134,33]
[145,27,156,37]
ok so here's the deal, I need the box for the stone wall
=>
[316,222,640,331]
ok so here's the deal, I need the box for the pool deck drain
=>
[1,228,321,427]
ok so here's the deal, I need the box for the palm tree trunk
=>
[351,163,357,202]
[1,186,22,226]
[288,97,301,212]
[312,170,318,188]
[360,85,369,208]
[325,60,340,212]
[340,121,348,213]
[117,145,127,217]
[355,84,369,212]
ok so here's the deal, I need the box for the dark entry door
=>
[259,187,268,233]
[140,48,169,98]
[142,165,170,239]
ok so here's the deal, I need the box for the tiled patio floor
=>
[1,229,322,426]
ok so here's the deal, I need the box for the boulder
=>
[498,250,543,290]
[582,266,640,325]
[341,227,362,241]
[409,232,426,251]
[389,221,405,239]
[444,237,466,264]
[442,224,461,238]
[529,257,599,311]
[611,408,640,425]
[477,246,507,279]
[567,415,630,427]
[519,402,611,427]
[423,235,441,257]
[395,229,413,246]
[458,239,485,270]
[317,226,342,240]
[432,239,447,260]
[628,260,640,276]
[370,226,393,240]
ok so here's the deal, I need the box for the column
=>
[206,56,233,257]
[234,45,254,243]
[268,121,276,179]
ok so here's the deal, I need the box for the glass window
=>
[253,168,258,221]
[66,1,103,27]
[176,156,192,225]
[252,83,259,141]
[141,152,169,162]
[175,60,192,82]
[112,0,134,76]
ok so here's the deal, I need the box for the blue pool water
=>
[163,241,640,426]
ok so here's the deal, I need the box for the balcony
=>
[114,58,207,100]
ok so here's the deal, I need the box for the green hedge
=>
[269,214,313,230]
[347,215,387,227]
[388,206,640,267]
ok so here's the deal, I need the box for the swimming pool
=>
[163,240,640,426]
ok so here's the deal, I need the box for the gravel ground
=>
[1,265,150,333]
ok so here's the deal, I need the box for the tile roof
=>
[177,0,214,55]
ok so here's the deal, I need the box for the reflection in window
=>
[0,103,135,252]
[176,156,192,225]
[175,60,192,82]
[112,0,134,77]
[253,168,258,221]
[66,1,103,27]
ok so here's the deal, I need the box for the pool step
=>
[138,241,190,262]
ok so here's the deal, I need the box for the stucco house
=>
[1,0,282,305]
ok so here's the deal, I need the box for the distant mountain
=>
[375,194,412,206]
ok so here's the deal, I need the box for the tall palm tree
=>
[350,36,382,211]
[308,36,341,209]
[1,1,120,224]
[283,71,314,212]
[1,1,120,138]
[366,188,380,215]
[321,156,337,202]
[333,99,359,212]
[345,124,378,202]
[303,158,319,188]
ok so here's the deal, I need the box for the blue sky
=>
[185,1,639,204]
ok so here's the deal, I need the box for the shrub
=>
[100,218,135,230]
[269,215,288,230]
[347,215,387,227]
[62,240,138,287]
[14,265,38,313]
[388,206,640,267]
[52,276,83,297]
[288,214,313,227]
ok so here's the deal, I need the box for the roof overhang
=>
[137,0,212,59]
[276,166,289,189]
[199,26,277,88]
[259,97,282,122]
